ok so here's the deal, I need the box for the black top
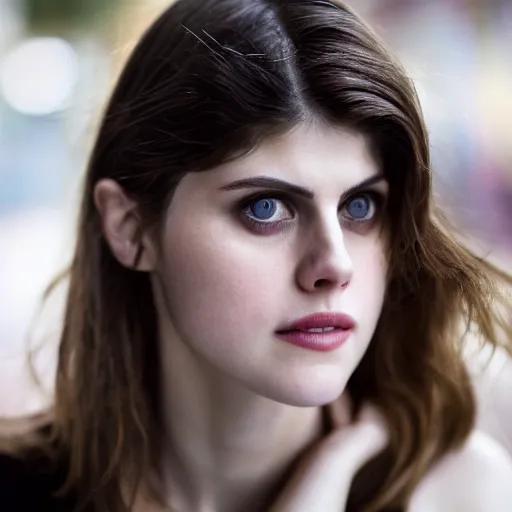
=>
[0,452,403,512]
[0,452,76,512]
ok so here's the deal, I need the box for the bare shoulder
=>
[464,338,512,454]
[407,430,512,512]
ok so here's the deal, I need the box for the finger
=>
[326,402,389,466]
[353,402,389,454]
[270,435,356,512]
[327,391,353,428]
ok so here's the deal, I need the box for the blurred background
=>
[1,0,511,416]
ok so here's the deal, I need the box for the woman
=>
[2,0,512,511]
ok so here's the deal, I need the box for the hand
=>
[270,395,389,512]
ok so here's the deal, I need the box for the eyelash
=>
[238,190,386,234]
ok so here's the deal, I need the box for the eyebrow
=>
[218,174,386,199]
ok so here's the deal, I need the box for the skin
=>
[95,123,512,511]
[407,430,512,511]
[465,329,512,455]
[151,124,389,510]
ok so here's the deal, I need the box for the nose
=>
[295,221,353,293]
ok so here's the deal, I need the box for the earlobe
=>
[93,179,156,271]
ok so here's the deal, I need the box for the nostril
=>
[313,279,349,289]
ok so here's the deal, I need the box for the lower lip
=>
[275,328,352,352]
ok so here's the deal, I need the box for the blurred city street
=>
[1,0,511,415]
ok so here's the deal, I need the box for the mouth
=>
[275,327,352,352]
[277,326,345,334]
[276,312,356,333]
[275,312,355,352]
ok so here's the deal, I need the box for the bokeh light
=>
[0,37,79,116]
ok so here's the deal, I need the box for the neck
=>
[157,325,325,511]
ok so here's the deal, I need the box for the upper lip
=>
[277,312,355,332]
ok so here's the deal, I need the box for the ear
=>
[93,179,157,271]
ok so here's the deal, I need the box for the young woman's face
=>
[153,124,389,406]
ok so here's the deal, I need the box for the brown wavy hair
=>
[3,0,512,511]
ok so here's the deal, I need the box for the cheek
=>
[157,219,287,345]
[350,237,388,316]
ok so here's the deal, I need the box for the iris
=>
[249,198,277,220]
[346,195,371,220]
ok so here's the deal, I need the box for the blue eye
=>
[240,195,294,233]
[248,198,277,220]
[344,194,375,221]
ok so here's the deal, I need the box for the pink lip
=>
[275,313,355,352]
[278,312,356,332]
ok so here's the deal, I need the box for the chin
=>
[250,370,350,408]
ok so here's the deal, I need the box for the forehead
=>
[206,123,381,190]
